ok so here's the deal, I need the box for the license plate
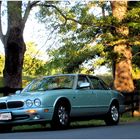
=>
[0,113,12,120]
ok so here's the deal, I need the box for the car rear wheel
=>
[105,103,120,126]
[51,102,70,129]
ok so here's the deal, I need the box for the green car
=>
[0,74,125,131]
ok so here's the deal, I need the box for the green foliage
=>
[132,46,140,67]
[38,2,109,74]
[47,41,105,73]
[97,74,113,86]
[0,54,4,75]
[22,76,36,87]
[0,76,4,87]
[23,42,47,76]
[37,1,140,77]
[128,2,140,79]
[0,42,47,85]
[127,8,140,36]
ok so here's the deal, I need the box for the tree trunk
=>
[3,28,26,88]
[111,1,134,92]
[3,1,26,88]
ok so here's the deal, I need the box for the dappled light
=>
[114,45,134,92]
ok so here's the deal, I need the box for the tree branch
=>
[132,52,140,58]
[0,1,5,44]
[24,27,58,73]
[39,4,116,30]
[39,4,96,27]
[22,1,40,28]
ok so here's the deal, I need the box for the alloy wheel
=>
[58,106,69,125]
[111,105,119,122]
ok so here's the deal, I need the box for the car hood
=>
[0,91,45,102]
[0,89,73,102]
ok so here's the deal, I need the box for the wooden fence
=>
[122,91,140,116]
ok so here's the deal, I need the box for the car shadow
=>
[10,121,107,133]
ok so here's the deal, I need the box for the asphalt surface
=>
[0,121,140,139]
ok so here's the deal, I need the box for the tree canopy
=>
[39,1,140,77]
[0,1,139,92]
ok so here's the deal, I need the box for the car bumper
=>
[0,107,54,125]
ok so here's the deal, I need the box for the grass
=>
[120,112,140,123]
[13,124,45,131]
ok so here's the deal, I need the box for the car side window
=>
[77,75,90,89]
[89,77,104,90]
[99,80,110,90]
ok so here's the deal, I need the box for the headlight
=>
[34,98,41,107]
[26,99,33,107]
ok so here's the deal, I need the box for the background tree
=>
[0,53,4,75]
[23,42,46,76]
[39,1,107,74]
[39,1,140,92]
[128,2,140,80]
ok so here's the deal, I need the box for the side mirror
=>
[79,82,90,89]
[15,90,21,95]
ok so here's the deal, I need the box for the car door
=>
[71,75,97,117]
[88,76,112,114]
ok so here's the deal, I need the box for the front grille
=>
[7,101,24,108]
[0,102,6,109]
[0,101,24,109]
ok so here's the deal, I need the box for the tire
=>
[51,102,70,129]
[0,125,12,133]
[105,103,120,126]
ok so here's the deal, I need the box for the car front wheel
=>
[51,102,70,129]
[0,125,12,133]
[105,103,120,125]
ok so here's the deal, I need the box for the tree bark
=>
[111,1,134,92]
[3,28,26,88]
[3,1,26,88]
[0,1,39,90]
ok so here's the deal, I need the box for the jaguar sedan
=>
[0,74,125,131]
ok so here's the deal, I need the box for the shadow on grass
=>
[11,120,106,133]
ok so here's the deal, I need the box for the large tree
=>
[0,1,68,89]
[111,1,134,92]
[0,1,39,88]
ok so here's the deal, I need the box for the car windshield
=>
[22,75,75,92]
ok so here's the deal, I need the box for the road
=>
[0,121,140,139]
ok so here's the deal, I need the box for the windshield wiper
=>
[50,87,72,90]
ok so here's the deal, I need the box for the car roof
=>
[43,73,99,79]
